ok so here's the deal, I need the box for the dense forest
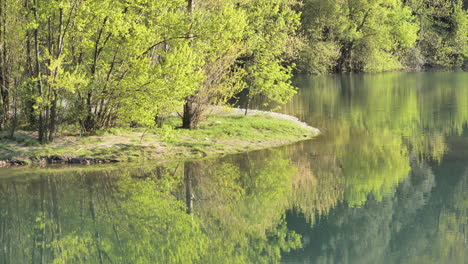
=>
[0,0,466,143]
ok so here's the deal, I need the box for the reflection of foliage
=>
[311,196,395,264]
[285,161,438,264]
[1,73,467,263]
[0,150,302,264]
[286,141,344,225]
[285,124,411,212]
[278,72,468,209]
[341,130,411,207]
[106,176,208,264]
[0,169,207,264]
[393,167,468,264]
[284,72,468,163]
[51,233,96,264]
[187,150,301,264]
[427,209,467,263]
[406,132,447,163]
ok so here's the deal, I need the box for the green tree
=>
[299,0,419,72]
[240,0,300,113]
[181,0,249,128]
[405,0,468,69]
[181,0,300,127]
[0,0,26,135]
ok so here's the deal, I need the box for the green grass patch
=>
[172,115,311,142]
[0,113,316,165]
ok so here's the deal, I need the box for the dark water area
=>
[0,72,467,263]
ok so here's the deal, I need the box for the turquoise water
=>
[281,72,468,264]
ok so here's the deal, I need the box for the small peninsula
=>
[0,109,319,167]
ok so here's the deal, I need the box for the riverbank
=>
[0,109,319,167]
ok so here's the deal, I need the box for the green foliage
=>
[298,0,419,72]
[0,0,301,139]
[297,0,467,73]
[0,0,464,140]
[297,41,340,75]
[406,0,468,69]
[240,0,300,106]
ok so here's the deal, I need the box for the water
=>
[0,72,467,264]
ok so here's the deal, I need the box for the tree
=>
[0,0,25,136]
[404,0,468,69]
[182,0,249,129]
[240,0,300,114]
[299,0,419,73]
[181,0,300,128]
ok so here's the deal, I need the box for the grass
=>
[0,113,318,165]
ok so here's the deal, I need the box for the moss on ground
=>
[0,114,318,165]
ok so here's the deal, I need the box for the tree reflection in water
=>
[0,72,467,264]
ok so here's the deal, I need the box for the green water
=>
[0,72,467,264]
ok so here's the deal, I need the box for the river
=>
[0,72,467,264]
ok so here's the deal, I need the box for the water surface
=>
[0,72,467,263]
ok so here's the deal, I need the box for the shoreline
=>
[0,109,320,168]
[215,107,319,133]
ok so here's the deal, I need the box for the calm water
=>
[0,72,467,264]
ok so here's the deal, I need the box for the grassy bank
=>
[0,113,318,166]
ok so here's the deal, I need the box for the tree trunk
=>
[244,88,250,115]
[48,90,57,142]
[187,0,194,13]
[83,92,94,132]
[336,41,353,72]
[182,96,196,129]
[8,90,17,138]
[26,19,37,129]
[0,0,9,130]
[47,8,64,142]
[182,0,198,129]
[33,0,45,143]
